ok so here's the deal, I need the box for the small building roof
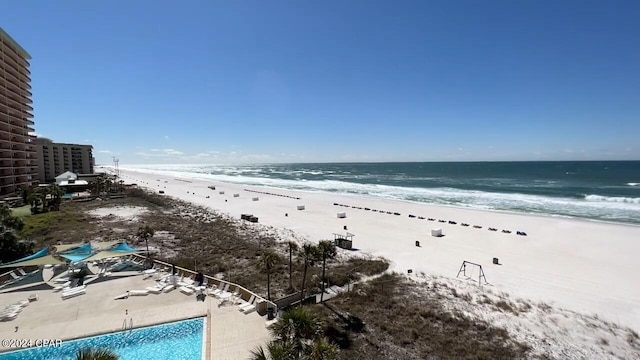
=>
[59,180,89,187]
[55,171,78,180]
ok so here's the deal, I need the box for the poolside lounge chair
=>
[240,296,257,314]
[162,284,175,293]
[238,295,257,313]
[61,286,86,300]
[0,304,22,321]
[178,278,195,288]
[114,293,129,300]
[238,295,256,310]
[0,300,29,320]
[179,286,195,295]
[214,284,231,299]
[229,288,241,303]
[53,281,71,292]
[208,283,225,297]
[128,289,150,296]
[145,285,163,294]
[0,310,19,321]
[16,268,28,276]
[9,272,20,280]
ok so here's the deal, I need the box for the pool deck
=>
[0,272,271,359]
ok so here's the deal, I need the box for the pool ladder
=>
[122,318,133,332]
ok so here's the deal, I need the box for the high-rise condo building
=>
[0,27,37,197]
[35,138,94,183]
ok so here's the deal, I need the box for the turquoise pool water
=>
[0,317,205,360]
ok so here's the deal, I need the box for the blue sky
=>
[2,0,639,165]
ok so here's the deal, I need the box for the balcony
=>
[1,45,30,70]
[4,91,33,107]
[0,92,33,112]
[0,108,34,124]
[0,54,29,81]
[0,70,29,93]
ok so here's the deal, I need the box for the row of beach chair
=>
[207,282,257,314]
[115,266,259,315]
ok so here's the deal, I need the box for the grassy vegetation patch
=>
[19,210,70,240]
[315,273,530,360]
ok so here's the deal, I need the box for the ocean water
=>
[120,161,640,225]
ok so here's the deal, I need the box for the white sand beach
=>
[115,168,640,333]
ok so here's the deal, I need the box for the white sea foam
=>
[120,165,640,223]
[584,195,640,204]
[628,183,639,187]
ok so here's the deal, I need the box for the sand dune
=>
[112,168,640,333]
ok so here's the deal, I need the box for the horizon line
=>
[96,159,640,167]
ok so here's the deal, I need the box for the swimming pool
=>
[0,317,205,360]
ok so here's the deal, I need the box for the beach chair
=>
[231,287,241,299]
[53,281,71,292]
[128,289,150,296]
[61,286,86,300]
[162,284,175,293]
[238,295,256,310]
[214,283,231,299]
[239,295,257,314]
[0,310,19,321]
[179,286,195,295]
[238,295,256,311]
[0,304,23,321]
[54,276,70,283]
[145,285,163,294]
[208,282,225,297]
[177,278,195,288]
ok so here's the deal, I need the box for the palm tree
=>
[104,177,113,194]
[27,189,43,214]
[317,240,337,303]
[308,337,339,360]
[257,249,281,301]
[271,307,323,354]
[299,243,318,306]
[18,185,30,204]
[48,184,65,211]
[76,348,119,360]
[136,225,155,258]
[287,241,298,291]
[250,340,295,360]
[251,307,338,360]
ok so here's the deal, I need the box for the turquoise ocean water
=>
[121,161,640,225]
